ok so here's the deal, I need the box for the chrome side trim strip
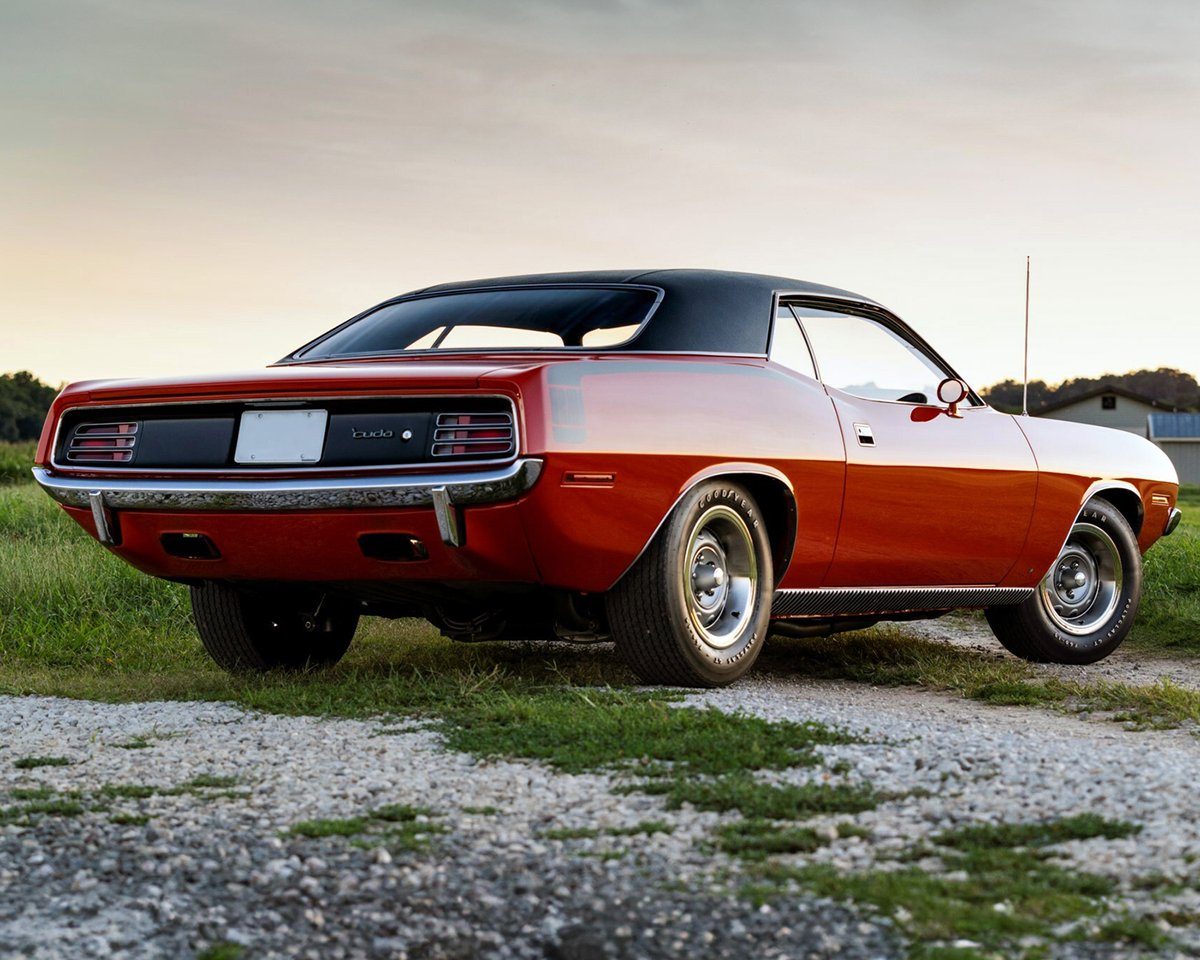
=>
[771,586,1034,617]
[32,459,543,515]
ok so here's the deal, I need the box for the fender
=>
[612,462,798,588]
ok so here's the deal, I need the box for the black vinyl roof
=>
[406,269,877,355]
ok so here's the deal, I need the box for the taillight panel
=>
[53,397,518,472]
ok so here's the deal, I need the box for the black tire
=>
[190,582,359,672]
[607,481,774,687]
[985,497,1142,665]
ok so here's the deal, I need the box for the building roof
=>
[1038,384,1175,416]
[1148,412,1200,440]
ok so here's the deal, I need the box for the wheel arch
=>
[1081,481,1144,537]
[612,463,797,589]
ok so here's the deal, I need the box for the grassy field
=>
[0,440,37,485]
[1138,483,1200,651]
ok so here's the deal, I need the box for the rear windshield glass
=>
[298,286,659,359]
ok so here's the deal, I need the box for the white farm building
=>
[1037,385,1174,436]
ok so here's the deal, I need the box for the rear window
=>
[298,286,660,359]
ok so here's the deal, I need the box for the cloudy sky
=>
[2,0,1197,390]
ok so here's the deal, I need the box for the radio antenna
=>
[1022,255,1031,417]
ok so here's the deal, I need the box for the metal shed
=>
[1148,413,1200,485]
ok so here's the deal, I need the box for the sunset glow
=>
[2,0,1197,390]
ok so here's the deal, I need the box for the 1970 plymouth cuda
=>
[33,270,1183,686]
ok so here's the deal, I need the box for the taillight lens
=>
[431,413,514,457]
[65,422,139,463]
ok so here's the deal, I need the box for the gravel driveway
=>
[2,639,1199,959]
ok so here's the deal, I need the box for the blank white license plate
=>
[234,409,328,464]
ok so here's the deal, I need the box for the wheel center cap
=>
[692,563,725,595]
[1050,548,1099,612]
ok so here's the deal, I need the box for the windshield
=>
[297,286,660,359]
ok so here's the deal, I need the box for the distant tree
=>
[0,371,58,442]
[978,379,1051,414]
[981,368,1199,414]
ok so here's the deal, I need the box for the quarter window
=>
[793,305,955,405]
[769,304,817,379]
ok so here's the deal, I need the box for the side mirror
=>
[936,378,969,419]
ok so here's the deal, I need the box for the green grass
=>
[442,690,856,775]
[542,826,601,840]
[717,819,829,859]
[0,440,36,485]
[110,813,150,826]
[99,783,158,800]
[13,755,71,769]
[288,804,444,850]
[9,786,56,801]
[750,814,1155,958]
[180,774,239,790]
[288,816,370,838]
[196,944,245,960]
[1135,489,1200,652]
[0,797,86,824]
[935,813,1140,850]
[636,773,880,819]
[0,484,197,671]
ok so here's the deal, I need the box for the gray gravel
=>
[905,612,1200,689]
[0,695,896,960]
[2,653,1200,958]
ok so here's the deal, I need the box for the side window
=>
[769,304,817,379]
[794,305,955,404]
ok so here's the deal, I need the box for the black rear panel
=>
[55,396,514,470]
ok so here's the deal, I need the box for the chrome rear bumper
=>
[1164,507,1183,537]
[31,458,543,548]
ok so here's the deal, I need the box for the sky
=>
[2,0,1198,391]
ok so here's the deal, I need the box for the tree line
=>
[0,372,58,442]
[980,367,1199,415]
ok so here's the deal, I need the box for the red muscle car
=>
[33,270,1183,686]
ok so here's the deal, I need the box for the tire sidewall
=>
[1024,499,1142,664]
[661,482,774,685]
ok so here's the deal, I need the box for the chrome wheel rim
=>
[682,505,757,650]
[1038,521,1123,636]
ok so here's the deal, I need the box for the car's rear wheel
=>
[985,497,1142,664]
[607,480,773,687]
[190,582,359,672]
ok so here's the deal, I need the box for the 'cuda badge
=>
[352,429,394,439]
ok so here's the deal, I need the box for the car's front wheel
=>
[607,480,773,687]
[190,582,359,672]
[985,497,1142,664]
